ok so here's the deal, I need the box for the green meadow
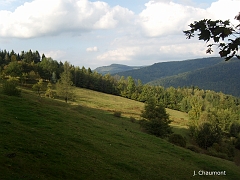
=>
[1,86,240,180]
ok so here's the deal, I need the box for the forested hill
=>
[94,64,144,75]
[148,59,240,97]
[115,57,223,84]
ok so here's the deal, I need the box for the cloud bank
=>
[0,0,134,38]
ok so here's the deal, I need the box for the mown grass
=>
[1,87,240,180]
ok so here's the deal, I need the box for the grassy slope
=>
[1,87,240,180]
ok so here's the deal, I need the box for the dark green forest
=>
[114,57,240,97]
[115,57,223,83]
[1,49,240,159]
[149,59,240,97]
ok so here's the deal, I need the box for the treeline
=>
[0,49,119,95]
[1,49,240,118]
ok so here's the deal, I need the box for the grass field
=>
[1,86,240,180]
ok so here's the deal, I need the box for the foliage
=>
[141,98,172,137]
[32,79,44,96]
[45,82,55,98]
[2,77,21,96]
[168,134,186,147]
[195,123,222,149]
[4,61,22,77]
[229,122,240,137]
[56,62,75,103]
[184,13,240,61]
[207,142,235,161]
[235,137,240,150]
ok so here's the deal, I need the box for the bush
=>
[229,122,240,137]
[168,134,186,147]
[2,78,21,96]
[195,123,222,149]
[113,111,121,117]
[206,149,230,160]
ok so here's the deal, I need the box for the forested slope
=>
[94,64,144,75]
[116,57,223,83]
[149,59,240,97]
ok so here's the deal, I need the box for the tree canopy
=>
[183,12,240,61]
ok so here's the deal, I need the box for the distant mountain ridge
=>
[148,59,240,97]
[94,64,145,75]
[114,57,240,97]
[95,57,240,97]
[115,57,223,83]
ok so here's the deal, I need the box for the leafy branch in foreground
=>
[183,12,240,61]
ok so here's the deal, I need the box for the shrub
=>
[206,149,230,160]
[195,123,222,149]
[113,111,121,118]
[168,134,186,147]
[229,122,240,137]
[2,78,21,96]
[208,142,235,160]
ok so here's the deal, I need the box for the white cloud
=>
[138,1,204,37]
[138,0,240,37]
[86,46,98,52]
[45,50,66,60]
[206,0,240,24]
[97,47,140,62]
[0,0,134,38]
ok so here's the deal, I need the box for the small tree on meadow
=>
[2,77,21,96]
[141,98,172,137]
[56,61,75,103]
[195,123,222,149]
[45,82,54,98]
[32,79,44,96]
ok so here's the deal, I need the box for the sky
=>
[0,0,240,69]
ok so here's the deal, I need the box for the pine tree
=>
[56,61,74,103]
[32,79,44,96]
[141,98,172,137]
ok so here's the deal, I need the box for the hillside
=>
[149,59,240,97]
[115,57,223,83]
[94,64,144,75]
[1,86,240,179]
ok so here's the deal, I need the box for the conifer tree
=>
[56,61,74,103]
[141,98,172,137]
[32,79,44,96]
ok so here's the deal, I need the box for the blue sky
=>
[0,0,239,69]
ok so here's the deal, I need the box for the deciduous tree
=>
[184,12,240,61]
